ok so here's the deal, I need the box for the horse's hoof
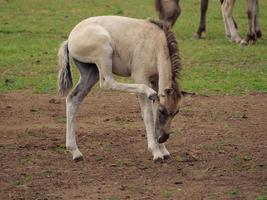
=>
[193,33,204,39]
[256,30,262,38]
[72,149,84,162]
[73,155,84,162]
[163,155,171,160]
[240,39,249,46]
[233,38,241,44]
[153,157,164,163]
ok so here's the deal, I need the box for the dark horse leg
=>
[194,0,237,39]
[241,0,262,45]
[194,0,209,38]
[255,0,262,38]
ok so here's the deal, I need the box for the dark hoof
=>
[158,134,169,144]
[73,155,84,162]
[153,157,164,163]
[163,155,171,160]
[256,30,262,38]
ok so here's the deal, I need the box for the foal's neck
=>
[157,50,173,96]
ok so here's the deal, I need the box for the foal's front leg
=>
[96,47,157,98]
[138,95,170,162]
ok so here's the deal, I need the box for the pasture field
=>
[0,0,267,94]
[0,0,267,200]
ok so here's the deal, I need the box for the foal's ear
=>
[149,93,159,102]
[164,88,174,96]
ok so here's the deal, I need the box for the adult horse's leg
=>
[66,61,99,161]
[255,0,262,38]
[221,0,241,43]
[241,0,260,45]
[194,0,209,39]
[138,94,170,162]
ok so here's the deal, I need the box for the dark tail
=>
[58,41,73,96]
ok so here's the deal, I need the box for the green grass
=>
[257,195,267,200]
[162,188,174,198]
[0,0,266,95]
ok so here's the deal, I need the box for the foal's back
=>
[68,16,166,77]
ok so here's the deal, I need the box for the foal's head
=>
[152,81,182,143]
[149,19,183,143]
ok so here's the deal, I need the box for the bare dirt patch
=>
[0,91,266,200]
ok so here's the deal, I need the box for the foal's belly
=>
[111,51,132,77]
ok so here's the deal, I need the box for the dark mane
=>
[149,19,182,81]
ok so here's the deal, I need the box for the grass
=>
[107,197,119,200]
[228,189,240,196]
[257,195,267,200]
[12,174,32,186]
[162,188,174,198]
[0,0,266,95]
[116,159,132,167]
[50,144,66,154]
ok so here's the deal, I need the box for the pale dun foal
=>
[58,16,184,162]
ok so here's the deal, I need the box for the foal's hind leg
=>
[66,61,99,161]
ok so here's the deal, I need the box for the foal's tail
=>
[58,40,73,96]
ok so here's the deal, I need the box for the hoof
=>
[193,32,205,39]
[163,155,171,160]
[153,157,164,163]
[240,39,249,46]
[73,155,84,162]
[72,149,84,162]
[256,30,262,38]
[231,38,241,44]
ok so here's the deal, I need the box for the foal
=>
[58,16,182,162]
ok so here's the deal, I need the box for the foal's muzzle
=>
[158,130,169,143]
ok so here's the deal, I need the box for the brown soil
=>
[0,91,266,200]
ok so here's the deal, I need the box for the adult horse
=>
[58,16,183,162]
[155,0,262,45]
[195,0,262,45]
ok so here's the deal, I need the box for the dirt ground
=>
[0,91,266,200]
